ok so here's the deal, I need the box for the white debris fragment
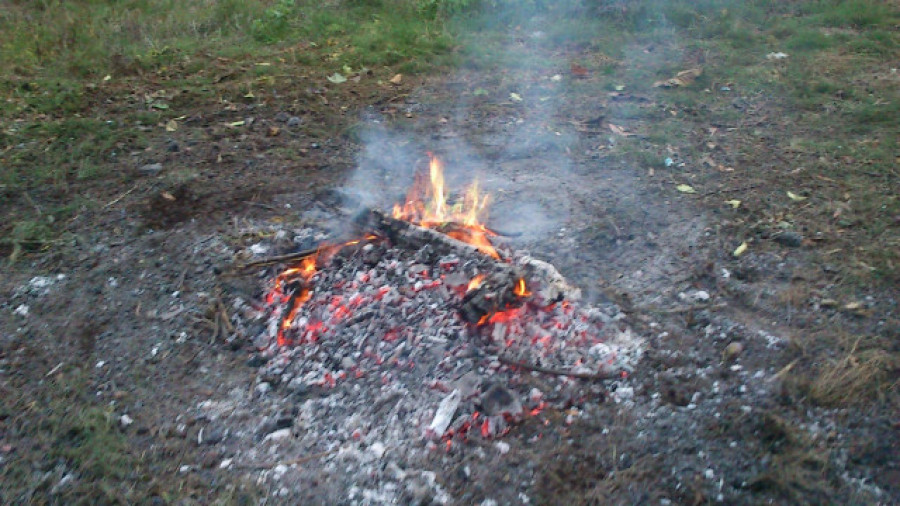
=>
[95,360,105,369]
[13,304,29,317]
[119,414,134,427]
[494,441,510,455]
[704,468,715,480]
[250,243,269,255]
[219,458,233,469]
[427,389,460,437]
[178,465,191,474]
[369,441,386,460]
[766,52,789,60]
[264,428,291,442]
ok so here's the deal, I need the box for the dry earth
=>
[1,42,897,505]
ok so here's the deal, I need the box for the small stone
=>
[263,428,291,442]
[166,140,179,152]
[723,342,744,362]
[255,382,271,396]
[481,384,523,417]
[286,116,301,128]
[198,427,225,445]
[138,163,163,175]
[774,231,803,247]
[275,112,290,122]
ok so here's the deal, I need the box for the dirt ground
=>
[2,40,898,505]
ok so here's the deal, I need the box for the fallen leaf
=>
[160,191,176,201]
[509,92,523,102]
[327,73,347,84]
[614,84,626,91]
[229,120,245,127]
[843,301,862,310]
[733,242,748,257]
[267,126,280,137]
[676,184,697,194]
[343,65,353,74]
[725,199,741,208]
[165,119,178,132]
[103,75,112,82]
[786,191,807,202]
[244,90,255,98]
[608,123,634,137]
[389,74,403,85]
[570,63,589,77]
[654,68,702,88]
[150,102,169,110]
[766,52,789,60]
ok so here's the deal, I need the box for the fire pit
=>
[249,155,642,441]
[235,154,643,499]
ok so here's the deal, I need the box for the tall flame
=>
[393,153,499,259]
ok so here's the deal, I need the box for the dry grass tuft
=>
[808,337,899,407]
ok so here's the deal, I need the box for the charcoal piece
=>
[479,384,523,417]
[458,270,525,324]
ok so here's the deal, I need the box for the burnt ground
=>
[2,42,898,505]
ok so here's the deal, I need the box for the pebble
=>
[774,231,803,247]
[723,342,744,361]
[138,163,163,175]
[286,116,301,128]
[256,382,272,396]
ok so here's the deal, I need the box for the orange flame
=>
[393,153,499,259]
[467,274,486,292]
[513,278,531,297]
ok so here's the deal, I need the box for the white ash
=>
[235,228,644,502]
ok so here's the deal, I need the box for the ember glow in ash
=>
[252,155,643,450]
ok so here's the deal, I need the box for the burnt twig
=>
[496,354,619,381]
[237,247,321,270]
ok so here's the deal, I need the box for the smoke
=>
[338,1,677,245]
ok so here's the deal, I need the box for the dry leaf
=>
[229,120,245,127]
[389,74,403,85]
[725,199,741,208]
[676,184,697,194]
[787,191,807,202]
[509,92,523,102]
[733,242,748,257]
[654,68,702,88]
[327,73,347,84]
[570,63,589,77]
[267,126,280,137]
[165,119,177,132]
[160,191,176,201]
[608,124,634,137]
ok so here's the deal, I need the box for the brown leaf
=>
[654,68,702,88]
[389,74,403,85]
[570,63,589,77]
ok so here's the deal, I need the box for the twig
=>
[496,354,618,381]
[102,184,139,209]
[237,247,321,270]
[45,362,65,377]
[640,302,727,314]
[240,447,342,470]
[702,183,761,196]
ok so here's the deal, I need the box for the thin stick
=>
[103,184,139,209]
[238,247,320,270]
[702,183,761,196]
[496,354,618,381]
[240,448,341,470]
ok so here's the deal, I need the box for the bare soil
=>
[1,43,897,505]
